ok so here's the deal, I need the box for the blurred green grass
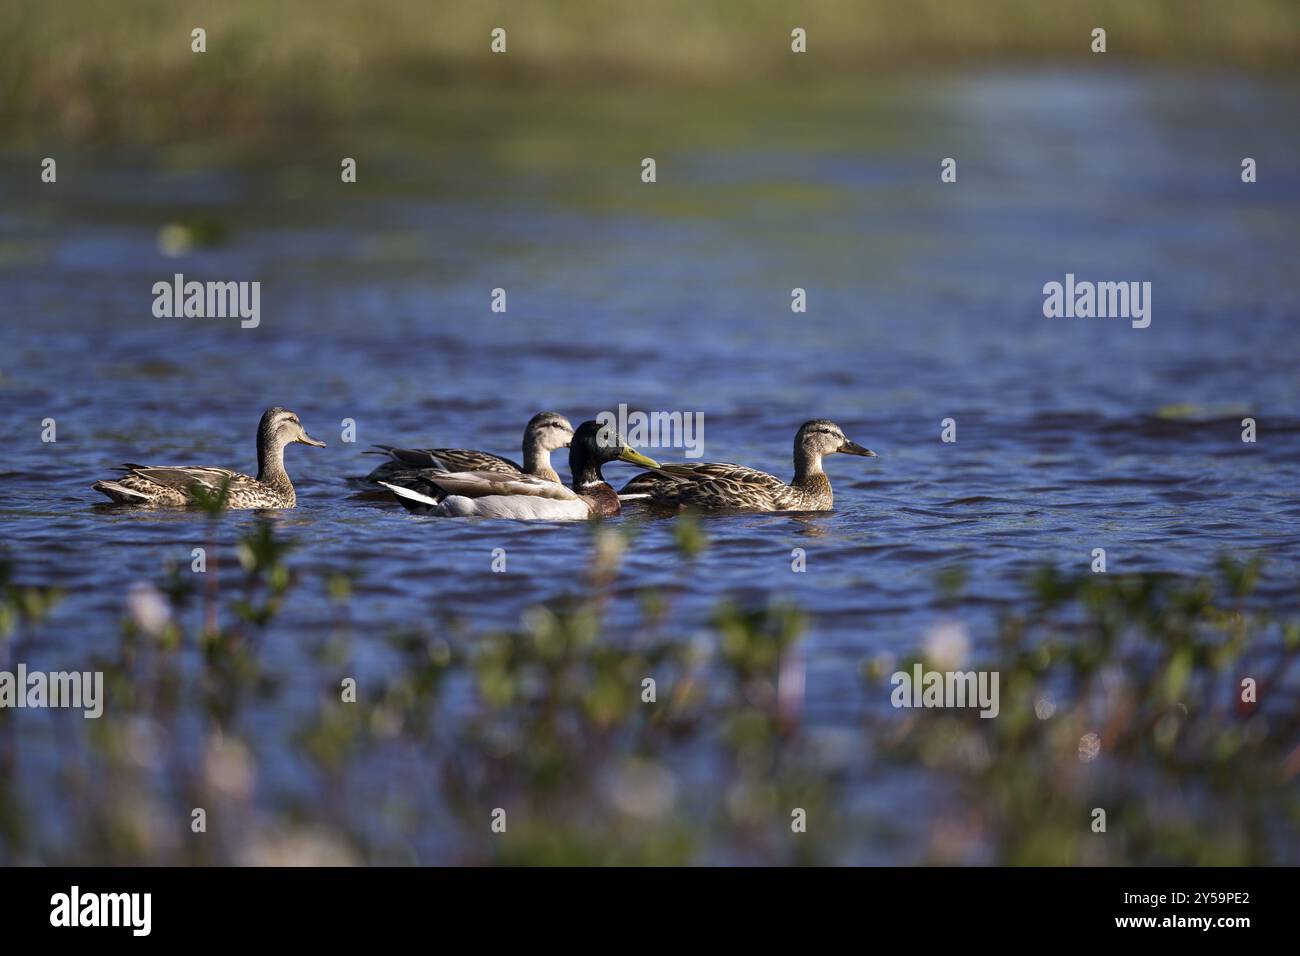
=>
[3,521,1298,865]
[2,0,1296,146]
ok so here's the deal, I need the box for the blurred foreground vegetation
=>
[2,0,1297,146]
[1,518,1296,865]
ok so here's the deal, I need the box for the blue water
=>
[1,69,1298,862]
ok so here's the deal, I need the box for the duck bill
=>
[841,440,876,458]
[298,432,327,448]
[619,447,661,469]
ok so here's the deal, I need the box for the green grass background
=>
[2,0,1296,145]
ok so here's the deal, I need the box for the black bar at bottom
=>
[0,866,1275,941]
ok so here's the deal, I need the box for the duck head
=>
[796,419,875,460]
[524,411,576,453]
[258,406,326,458]
[571,419,660,486]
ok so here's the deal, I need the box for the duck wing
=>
[422,470,581,502]
[367,445,522,474]
[620,461,757,495]
[121,464,246,493]
[625,462,794,510]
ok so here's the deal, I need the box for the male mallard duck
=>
[93,406,326,508]
[364,411,574,488]
[619,419,875,512]
[380,420,659,519]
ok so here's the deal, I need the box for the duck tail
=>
[378,481,442,515]
[93,479,150,504]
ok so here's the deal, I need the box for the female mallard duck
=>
[380,420,659,519]
[619,419,875,512]
[364,411,574,488]
[93,406,326,508]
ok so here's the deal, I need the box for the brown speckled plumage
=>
[93,407,326,509]
[620,419,876,512]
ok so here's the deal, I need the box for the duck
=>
[93,406,326,508]
[364,411,574,488]
[380,420,660,519]
[618,419,875,512]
